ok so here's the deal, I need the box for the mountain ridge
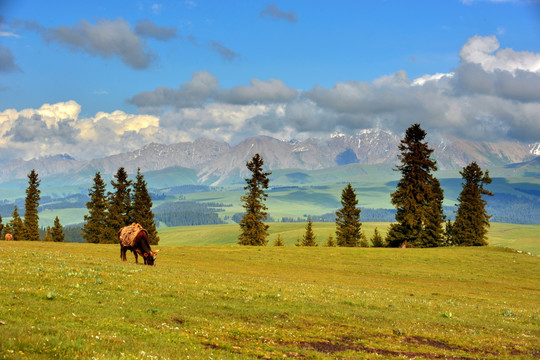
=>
[0,130,537,185]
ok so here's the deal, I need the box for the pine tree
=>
[106,167,132,243]
[335,183,362,247]
[389,124,445,247]
[302,217,318,246]
[238,154,271,246]
[273,234,285,246]
[43,226,53,242]
[453,162,493,246]
[359,232,369,247]
[23,169,41,241]
[0,215,3,240]
[131,168,159,245]
[82,172,109,244]
[51,216,65,242]
[371,227,385,247]
[324,233,336,247]
[9,206,24,240]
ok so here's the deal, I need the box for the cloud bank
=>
[1,35,539,161]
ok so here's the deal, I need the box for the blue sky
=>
[0,0,539,161]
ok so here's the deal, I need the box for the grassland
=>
[1,241,539,359]
[159,222,540,255]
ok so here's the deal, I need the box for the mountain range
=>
[1,130,538,186]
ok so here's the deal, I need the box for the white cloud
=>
[459,35,540,73]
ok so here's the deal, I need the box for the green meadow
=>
[1,229,539,359]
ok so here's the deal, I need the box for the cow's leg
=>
[133,250,139,264]
[121,246,127,262]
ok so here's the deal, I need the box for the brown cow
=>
[118,223,158,265]
[5,233,13,241]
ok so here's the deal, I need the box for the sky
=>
[0,0,539,162]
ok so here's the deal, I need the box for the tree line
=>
[238,124,493,248]
[82,168,159,244]
[0,170,65,242]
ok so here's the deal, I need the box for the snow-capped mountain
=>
[0,130,537,185]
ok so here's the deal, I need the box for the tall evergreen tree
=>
[51,216,65,242]
[389,124,445,247]
[23,170,41,241]
[238,154,271,246]
[8,206,24,240]
[302,217,318,246]
[82,172,109,244]
[371,227,385,247]
[335,183,362,247]
[453,162,493,246]
[0,214,3,240]
[131,168,159,245]
[106,167,132,243]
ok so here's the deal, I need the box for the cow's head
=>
[143,249,159,265]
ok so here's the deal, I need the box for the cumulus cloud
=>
[0,45,21,72]
[129,72,298,109]
[260,3,297,23]
[128,71,219,109]
[39,18,159,69]
[208,41,240,62]
[135,19,178,41]
[219,78,298,104]
[0,101,163,161]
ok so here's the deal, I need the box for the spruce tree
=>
[389,124,445,247]
[335,183,362,247]
[51,216,65,242]
[82,171,109,244]
[371,227,385,247]
[23,169,41,241]
[273,234,285,246]
[131,168,159,245]
[9,206,24,240]
[43,227,53,242]
[82,172,109,244]
[0,215,3,239]
[238,154,271,246]
[302,217,318,246]
[453,162,493,246]
[106,167,132,243]
[324,233,336,247]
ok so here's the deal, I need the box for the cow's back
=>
[119,223,144,247]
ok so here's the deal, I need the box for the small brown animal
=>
[5,233,13,241]
[119,223,159,265]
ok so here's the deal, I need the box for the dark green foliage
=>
[453,162,493,246]
[238,154,272,246]
[154,201,227,226]
[105,168,132,243]
[324,233,336,247]
[7,206,24,240]
[389,124,445,247]
[43,227,53,242]
[371,227,385,247]
[131,168,159,245]
[273,234,285,246]
[23,170,41,241]
[82,172,109,244]
[301,218,318,246]
[51,216,65,242]
[335,183,362,247]
[0,215,3,239]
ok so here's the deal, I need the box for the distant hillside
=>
[0,130,537,187]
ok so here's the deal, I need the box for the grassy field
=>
[0,241,538,359]
[158,222,540,254]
